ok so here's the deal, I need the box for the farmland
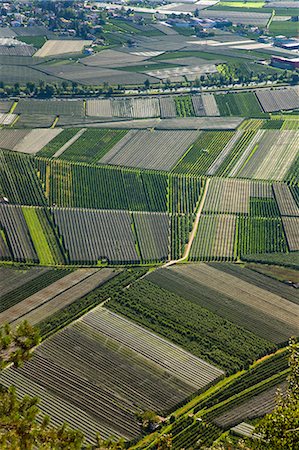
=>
[100,130,200,171]
[148,265,298,344]
[172,131,234,176]
[215,92,263,117]
[0,304,222,443]
[107,278,275,373]
[256,88,299,113]
[34,39,92,57]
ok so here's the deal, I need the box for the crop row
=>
[172,131,234,176]
[151,264,299,343]
[107,279,273,374]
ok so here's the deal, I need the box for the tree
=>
[136,410,160,432]
[0,322,85,449]
[253,337,299,450]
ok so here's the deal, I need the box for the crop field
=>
[207,130,244,175]
[131,98,160,118]
[190,214,237,261]
[148,268,295,344]
[35,39,92,57]
[172,131,234,176]
[0,129,30,150]
[0,305,222,442]
[238,216,287,256]
[150,264,299,343]
[0,268,100,325]
[0,268,71,314]
[282,217,299,251]
[171,214,192,259]
[174,96,195,117]
[0,204,38,263]
[57,129,128,164]
[52,207,139,264]
[256,88,299,112]
[23,207,65,265]
[234,130,299,181]
[15,99,84,116]
[200,9,271,25]
[37,129,79,158]
[0,100,13,113]
[228,130,266,177]
[0,113,16,125]
[214,382,285,428]
[203,178,272,214]
[13,129,63,155]
[14,114,56,129]
[215,92,263,117]
[107,279,274,373]
[202,94,220,116]
[0,150,46,206]
[35,158,168,212]
[169,175,203,215]
[273,183,299,216]
[0,266,50,298]
[15,269,117,326]
[133,212,169,263]
[159,96,177,118]
[86,99,113,118]
[191,95,205,116]
[100,130,200,171]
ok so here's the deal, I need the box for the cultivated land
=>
[34,39,92,57]
[0,5,299,444]
[0,306,223,443]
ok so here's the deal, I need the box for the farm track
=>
[163,178,210,267]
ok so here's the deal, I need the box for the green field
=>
[269,21,299,37]
[58,129,128,164]
[38,129,79,158]
[107,279,274,373]
[22,207,64,265]
[174,96,195,117]
[215,92,264,117]
[17,35,47,49]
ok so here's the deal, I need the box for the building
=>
[271,56,299,70]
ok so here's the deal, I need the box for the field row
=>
[0,304,222,442]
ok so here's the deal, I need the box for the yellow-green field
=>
[218,1,265,6]
[22,207,56,265]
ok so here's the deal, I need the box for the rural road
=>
[163,177,210,269]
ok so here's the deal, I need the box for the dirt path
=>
[163,177,210,269]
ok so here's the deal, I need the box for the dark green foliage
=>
[249,198,280,218]
[107,280,275,373]
[59,129,128,164]
[262,120,284,129]
[171,214,193,259]
[172,131,234,176]
[35,158,168,212]
[169,175,203,214]
[238,216,288,256]
[0,150,46,206]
